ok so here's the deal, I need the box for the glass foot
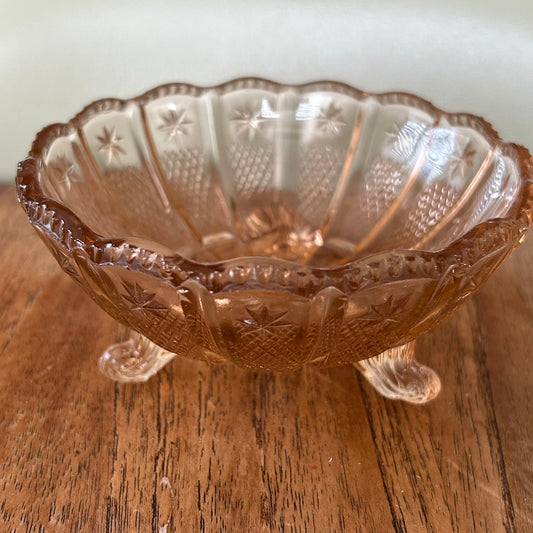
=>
[99,327,177,382]
[355,341,441,404]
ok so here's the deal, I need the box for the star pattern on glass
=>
[157,108,192,142]
[231,107,269,141]
[385,121,402,141]
[385,120,428,162]
[238,305,292,338]
[429,262,471,303]
[58,253,79,277]
[457,272,483,299]
[385,121,409,156]
[316,103,346,136]
[48,156,81,191]
[50,245,80,278]
[97,126,126,163]
[122,281,166,312]
[449,143,476,181]
[358,295,409,325]
[447,261,485,299]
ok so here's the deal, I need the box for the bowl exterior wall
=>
[30,218,519,371]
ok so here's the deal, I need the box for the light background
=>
[1,0,532,181]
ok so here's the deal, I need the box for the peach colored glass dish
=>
[16,79,533,403]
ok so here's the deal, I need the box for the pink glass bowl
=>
[16,79,533,403]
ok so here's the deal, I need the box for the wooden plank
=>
[0,186,57,353]
[0,183,532,532]
[475,243,533,532]
[358,302,517,533]
[0,275,117,531]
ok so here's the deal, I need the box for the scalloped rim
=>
[15,78,533,294]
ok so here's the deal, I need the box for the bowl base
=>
[98,328,441,403]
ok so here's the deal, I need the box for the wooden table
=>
[1,183,532,532]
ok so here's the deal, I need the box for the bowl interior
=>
[37,83,522,267]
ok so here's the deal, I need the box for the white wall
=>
[2,0,532,181]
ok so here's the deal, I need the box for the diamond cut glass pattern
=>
[16,79,533,403]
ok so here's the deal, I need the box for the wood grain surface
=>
[1,183,532,532]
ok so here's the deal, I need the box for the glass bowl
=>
[16,79,533,403]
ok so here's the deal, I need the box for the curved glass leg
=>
[355,341,441,404]
[99,326,177,382]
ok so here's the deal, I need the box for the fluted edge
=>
[16,78,533,297]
